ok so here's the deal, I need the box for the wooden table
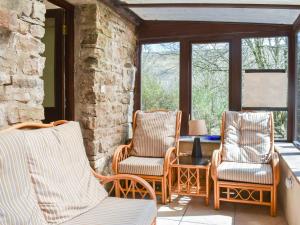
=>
[169,155,211,205]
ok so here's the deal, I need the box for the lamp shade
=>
[189,120,208,136]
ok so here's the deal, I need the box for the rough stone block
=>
[12,76,38,88]
[0,9,9,30]
[18,105,44,121]
[0,104,6,126]
[22,0,33,17]
[30,24,45,38]
[0,72,11,85]
[32,1,46,22]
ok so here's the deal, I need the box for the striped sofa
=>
[211,111,280,216]
[0,121,157,225]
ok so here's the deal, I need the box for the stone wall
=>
[74,2,137,174]
[0,0,45,127]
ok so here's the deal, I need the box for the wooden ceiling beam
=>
[121,3,300,9]
[101,0,142,26]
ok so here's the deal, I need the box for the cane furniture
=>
[113,110,182,204]
[211,111,280,216]
[169,155,211,205]
[0,121,157,225]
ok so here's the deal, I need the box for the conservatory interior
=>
[1,0,300,225]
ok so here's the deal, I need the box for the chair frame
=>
[112,110,182,204]
[211,112,280,216]
[8,120,157,225]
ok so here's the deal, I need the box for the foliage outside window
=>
[242,37,288,140]
[192,43,229,135]
[141,42,180,111]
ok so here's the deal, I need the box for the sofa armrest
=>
[271,151,280,186]
[211,148,222,181]
[164,147,177,175]
[92,171,156,202]
[112,143,132,174]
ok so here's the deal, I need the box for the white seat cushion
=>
[132,111,177,157]
[0,130,47,225]
[24,122,108,224]
[217,161,273,184]
[61,197,157,225]
[118,156,164,176]
[222,111,272,164]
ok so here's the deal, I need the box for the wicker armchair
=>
[113,110,182,204]
[211,111,280,216]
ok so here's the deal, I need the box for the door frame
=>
[48,0,75,121]
[44,9,64,122]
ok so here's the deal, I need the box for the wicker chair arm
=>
[112,143,132,174]
[271,151,280,186]
[164,147,177,174]
[211,148,222,181]
[92,171,156,202]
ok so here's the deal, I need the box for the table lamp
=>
[189,120,208,159]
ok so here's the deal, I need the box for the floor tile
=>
[181,197,235,225]
[234,203,288,225]
[157,195,190,221]
[157,218,181,225]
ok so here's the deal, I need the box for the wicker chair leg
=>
[214,181,220,209]
[271,185,277,217]
[161,177,167,204]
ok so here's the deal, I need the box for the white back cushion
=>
[0,130,47,225]
[222,111,272,163]
[24,122,107,224]
[132,111,177,157]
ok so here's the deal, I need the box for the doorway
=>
[42,0,74,123]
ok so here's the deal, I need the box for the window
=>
[141,42,180,111]
[242,37,288,140]
[192,43,230,135]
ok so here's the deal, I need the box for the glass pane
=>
[42,18,56,108]
[273,111,288,140]
[192,43,229,135]
[141,42,179,111]
[242,37,289,139]
[242,37,288,70]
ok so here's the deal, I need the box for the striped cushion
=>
[24,122,107,224]
[222,111,272,163]
[61,197,157,225]
[118,156,164,176]
[132,111,177,157]
[0,130,47,225]
[217,161,273,184]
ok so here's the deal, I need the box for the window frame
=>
[136,33,294,141]
[294,28,300,145]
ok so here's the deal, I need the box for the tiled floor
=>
[157,195,288,225]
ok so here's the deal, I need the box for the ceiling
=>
[121,0,300,4]
[120,0,300,24]
[129,7,300,24]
